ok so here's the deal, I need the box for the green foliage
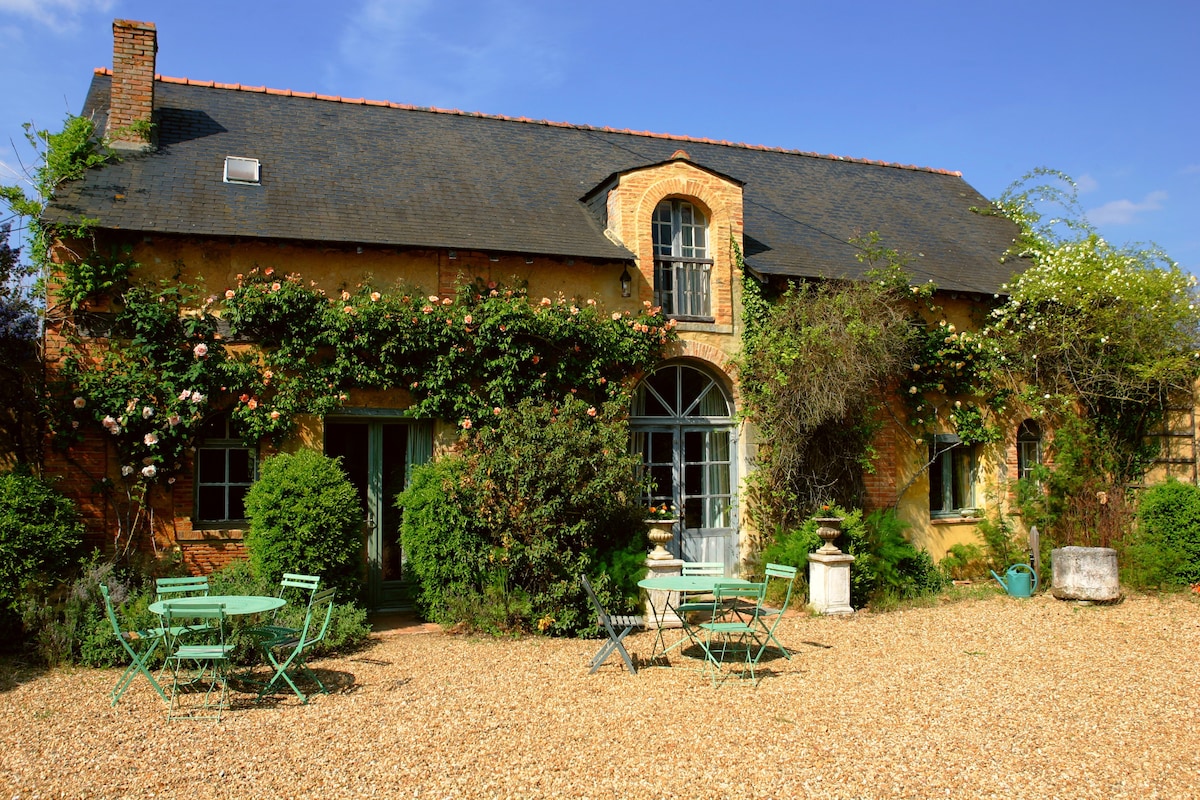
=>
[738,266,920,530]
[397,457,491,624]
[222,273,673,443]
[399,396,647,635]
[851,509,947,605]
[975,514,1025,572]
[242,449,365,596]
[54,279,229,553]
[0,468,85,629]
[990,170,1200,488]
[1014,414,1135,549]
[761,507,944,609]
[1125,479,1200,590]
[939,542,987,581]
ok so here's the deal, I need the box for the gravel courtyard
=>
[3,592,1198,799]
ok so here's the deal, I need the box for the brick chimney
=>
[109,19,157,151]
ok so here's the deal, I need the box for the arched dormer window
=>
[652,199,712,319]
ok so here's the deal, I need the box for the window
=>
[1016,419,1042,482]
[195,415,256,524]
[652,199,711,319]
[930,435,976,517]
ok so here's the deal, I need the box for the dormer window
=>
[224,156,261,184]
[652,199,712,319]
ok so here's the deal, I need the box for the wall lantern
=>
[620,266,632,298]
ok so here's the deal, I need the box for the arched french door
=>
[631,363,737,570]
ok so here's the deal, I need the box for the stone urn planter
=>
[814,516,844,554]
[645,519,677,561]
[1051,546,1121,602]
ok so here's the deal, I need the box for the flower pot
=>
[645,519,677,561]
[814,516,844,555]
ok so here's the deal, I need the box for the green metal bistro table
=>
[637,575,753,664]
[148,595,286,617]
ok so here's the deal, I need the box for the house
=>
[42,20,1029,607]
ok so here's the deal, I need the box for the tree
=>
[988,169,1200,541]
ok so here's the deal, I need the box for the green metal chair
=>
[154,576,212,649]
[99,584,169,706]
[245,572,321,642]
[580,574,643,675]
[754,563,798,659]
[675,561,726,648]
[162,601,233,721]
[256,588,336,704]
[698,582,767,686]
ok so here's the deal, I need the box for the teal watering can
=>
[991,563,1037,598]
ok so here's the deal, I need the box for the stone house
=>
[41,19,1032,607]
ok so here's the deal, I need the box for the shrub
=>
[1126,479,1200,590]
[399,396,647,635]
[243,449,365,597]
[761,507,944,609]
[397,457,490,625]
[0,467,85,644]
[939,543,988,581]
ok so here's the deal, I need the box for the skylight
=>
[224,156,261,185]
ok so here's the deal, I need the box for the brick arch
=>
[635,176,721,229]
[658,340,740,409]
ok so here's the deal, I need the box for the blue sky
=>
[2,0,1197,275]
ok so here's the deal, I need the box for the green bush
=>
[1126,478,1200,590]
[939,542,988,581]
[399,396,647,635]
[0,467,85,644]
[762,507,944,609]
[243,449,365,597]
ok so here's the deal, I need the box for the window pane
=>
[197,449,226,483]
[929,449,947,512]
[952,448,973,509]
[228,486,248,520]
[198,486,226,521]
[228,449,253,483]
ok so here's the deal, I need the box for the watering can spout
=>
[992,563,1037,598]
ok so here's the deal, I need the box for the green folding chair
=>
[155,576,212,649]
[99,584,169,706]
[256,588,336,704]
[675,561,726,647]
[581,574,644,675]
[162,601,234,721]
[754,563,798,659]
[245,573,321,642]
[698,582,767,686]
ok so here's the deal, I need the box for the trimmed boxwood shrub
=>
[243,449,365,597]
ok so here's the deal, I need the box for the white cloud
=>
[1087,191,1168,226]
[0,0,114,30]
[333,0,567,108]
[1074,173,1099,194]
[1183,164,1200,175]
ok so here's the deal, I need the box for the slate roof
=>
[46,70,1022,294]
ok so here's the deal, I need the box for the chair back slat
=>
[281,573,321,591]
[155,576,210,601]
[682,562,724,577]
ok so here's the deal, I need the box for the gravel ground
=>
[3,592,1199,800]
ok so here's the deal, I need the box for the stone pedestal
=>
[808,551,855,615]
[643,555,683,628]
[1051,546,1121,602]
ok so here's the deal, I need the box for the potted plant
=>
[644,503,677,560]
